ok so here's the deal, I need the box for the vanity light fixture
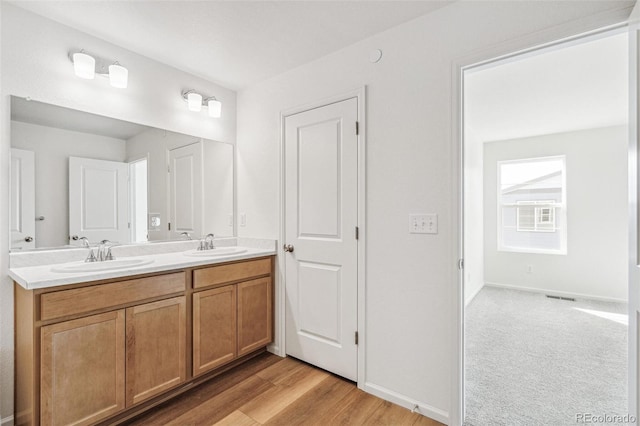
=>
[69,50,129,89]
[72,51,95,79]
[182,90,222,118]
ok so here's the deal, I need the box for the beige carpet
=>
[464,286,628,426]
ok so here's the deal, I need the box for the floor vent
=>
[546,294,576,302]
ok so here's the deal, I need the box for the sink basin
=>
[51,258,155,273]
[183,247,248,257]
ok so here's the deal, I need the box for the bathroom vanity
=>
[11,248,275,426]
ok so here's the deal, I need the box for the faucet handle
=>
[105,247,115,261]
[85,249,97,263]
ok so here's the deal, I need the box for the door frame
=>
[278,86,367,386]
[452,20,635,426]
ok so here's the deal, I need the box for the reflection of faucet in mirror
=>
[180,232,192,240]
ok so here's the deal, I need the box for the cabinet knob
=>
[24,236,33,242]
[283,244,294,253]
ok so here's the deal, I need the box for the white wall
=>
[236,2,633,422]
[0,4,237,422]
[484,126,628,302]
[11,121,127,248]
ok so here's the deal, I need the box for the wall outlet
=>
[148,213,161,231]
[240,213,247,227]
[227,214,234,227]
[409,214,438,234]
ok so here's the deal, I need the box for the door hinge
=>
[167,165,170,173]
[458,258,464,270]
[355,331,359,345]
[168,222,171,231]
[355,226,359,240]
[356,121,359,136]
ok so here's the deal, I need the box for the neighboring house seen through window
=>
[498,156,566,254]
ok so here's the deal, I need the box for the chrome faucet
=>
[97,240,115,262]
[180,231,192,240]
[205,233,215,250]
[197,233,216,251]
[80,237,98,263]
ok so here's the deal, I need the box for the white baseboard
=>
[362,382,449,425]
[266,344,285,357]
[484,281,627,304]
[464,282,484,307]
[1,415,14,426]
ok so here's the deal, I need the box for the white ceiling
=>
[10,0,452,90]
[465,31,628,144]
[11,96,151,140]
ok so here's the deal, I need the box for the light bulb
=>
[73,52,95,79]
[187,92,203,112]
[109,63,128,88]
[208,99,222,118]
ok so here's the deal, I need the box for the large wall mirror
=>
[10,96,235,251]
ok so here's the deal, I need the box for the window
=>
[498,156,566,254]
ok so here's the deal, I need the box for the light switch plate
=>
[240,213,247,227]
[409,214,438,234]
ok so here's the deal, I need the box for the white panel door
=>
[169,142,203,239]
[69,156,129,244]
[284,97,358,381]
[10,148,35,250]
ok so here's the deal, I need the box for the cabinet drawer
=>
[193,258,271,289]
[40,272,185,321]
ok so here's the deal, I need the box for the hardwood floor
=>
[127,352,443,425]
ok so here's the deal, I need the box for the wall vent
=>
[545,294,576,302]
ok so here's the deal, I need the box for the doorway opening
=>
[462,28,629,425]
[129,157,148,243]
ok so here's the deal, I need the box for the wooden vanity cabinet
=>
[238,277,273,356]
[125,297,186,406]
[15,256,274,426]
[40,310,126,426]
[193,285,237,376]
[192,257,274,376]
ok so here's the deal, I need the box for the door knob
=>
[24,236,33,242]
[283,244,294,253]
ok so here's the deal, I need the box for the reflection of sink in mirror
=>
[183,247,248,257]
[50,258,155,273]
[10,96,235,252]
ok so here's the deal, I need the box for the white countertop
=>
[9,246,276,290]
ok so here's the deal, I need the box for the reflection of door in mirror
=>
[10,148,35,250]
[69,157,130,245]
[129,158,148,243]
[169,143,203,240]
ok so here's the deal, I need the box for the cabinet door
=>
[41,310,125,426]
[126,297,186,406]
[238,277,273,356]
[193,285,237,376]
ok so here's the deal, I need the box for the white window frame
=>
[497,155,567,255]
